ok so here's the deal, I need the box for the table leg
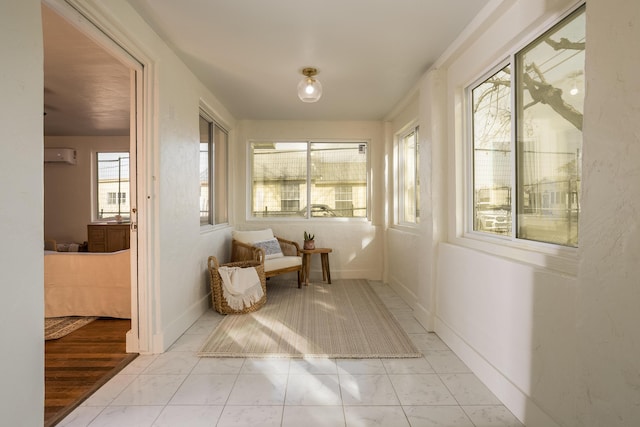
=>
[303,253,311,286]
[321,253,331,284]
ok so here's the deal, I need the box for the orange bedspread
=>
[44,249,131,318]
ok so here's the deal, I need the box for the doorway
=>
[42,1,148,422]
[42,0,146,351]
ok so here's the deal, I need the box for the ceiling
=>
[43,0,491,135]
[42,5,130,136]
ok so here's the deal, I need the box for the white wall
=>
[234,120,385,280]
[44,136,129,243]
[0,0,44,424]
[385,70,447,331]
[576,0,640,425]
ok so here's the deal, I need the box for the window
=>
[199,115,212,225]
[335,185,354,217]
[199,111,229,226]
[398,126,420,224]
[281,182,300,212]
[107,192,126,205]
[97,152,130,220]
[469,5,584,247]
[250,141,368,218]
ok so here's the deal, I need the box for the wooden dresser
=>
[87,223,130,252]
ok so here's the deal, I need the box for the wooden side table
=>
[299,247,332,286]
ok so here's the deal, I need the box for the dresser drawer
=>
[87,224,130,252]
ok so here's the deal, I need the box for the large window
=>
[199,111,228,226]
[398,125,420,224]
[470,4,584,247]
[251,141,368,218]
[97,152,130,220]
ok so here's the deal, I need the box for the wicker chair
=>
[231,229,303,288]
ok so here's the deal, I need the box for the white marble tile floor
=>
[58,281,524,427]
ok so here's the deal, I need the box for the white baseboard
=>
[387,276,434,331]
[435,317,560,427]
[151,294,211,353]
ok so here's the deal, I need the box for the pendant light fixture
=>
[297,67,323,103]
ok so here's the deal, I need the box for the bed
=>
[44,249,131,318]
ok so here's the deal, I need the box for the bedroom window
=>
[469,4,584,247]
[200,111,229,226]
[250,141,368,219]
[397,125,420,225]
[96,152,130,221]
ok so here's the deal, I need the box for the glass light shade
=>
[297,77,323,103]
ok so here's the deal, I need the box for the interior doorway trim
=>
[43,0,155,353]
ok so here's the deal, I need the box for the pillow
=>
[232,228,274,244]
[252,238,284,260]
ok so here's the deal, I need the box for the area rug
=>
[45,316,98,340]
[198,278,422,358]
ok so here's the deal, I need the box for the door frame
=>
[43,0,154,353]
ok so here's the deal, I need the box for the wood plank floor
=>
[44,318,137,427]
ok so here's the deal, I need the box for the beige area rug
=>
[198,278,422,358]
[45,316,98,340]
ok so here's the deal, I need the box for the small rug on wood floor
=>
[45,316,98,340]
[198,278,422,358]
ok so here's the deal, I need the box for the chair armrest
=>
[275,236,301,256]
[231,239,265,264]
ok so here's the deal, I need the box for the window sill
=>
[452,231,578,276]
[200,223,231,234]
[247,216,370,222]
[390,223,421,233]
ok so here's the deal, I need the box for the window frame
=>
[396,124,420,226]
[95,151,130,222]
[199,106,229,229]
[199,113,213,226]
[461,2,585,271]
[248,139,370,221]
[467,60,515,241]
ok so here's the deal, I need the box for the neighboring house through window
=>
[251,141,368,219]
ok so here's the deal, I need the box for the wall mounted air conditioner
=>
[44,148,77,165]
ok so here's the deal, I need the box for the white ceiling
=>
[42,5,130,136]
[43,0,491,135]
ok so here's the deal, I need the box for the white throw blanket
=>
[217,266,264,311]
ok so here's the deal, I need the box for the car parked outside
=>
[476,205,512,233]
[298,204,337,217]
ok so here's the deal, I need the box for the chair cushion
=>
[232,229,274,244]
[264,256,302,272]
[253,238,284,260]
